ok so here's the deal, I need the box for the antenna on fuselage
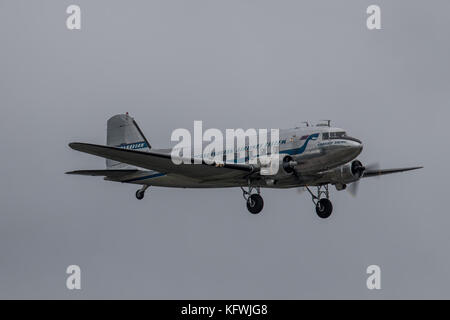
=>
[301,121,310,127]
[317,120,331,127]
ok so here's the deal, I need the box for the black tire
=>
[246,194,264,214]
[315,198,333,219]
[135,190,144,200]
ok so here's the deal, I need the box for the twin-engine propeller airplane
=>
[67,114,422,219]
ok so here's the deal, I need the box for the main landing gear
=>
[305,184,333,219]
[241,185,264,214]
[135,185,149,200]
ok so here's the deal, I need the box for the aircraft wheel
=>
[316,198,333,219]
[135,190,145,200]
[246,194,264,214]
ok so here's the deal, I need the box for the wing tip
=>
[68,142,83,150]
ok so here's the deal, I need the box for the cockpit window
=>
[330,131,346,139]
[323,131,347,140]
[322,131,361,143]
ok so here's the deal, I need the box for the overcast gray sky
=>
[0,0,448,299]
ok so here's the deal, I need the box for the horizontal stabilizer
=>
[66,169,139,177]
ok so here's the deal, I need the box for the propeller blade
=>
[348,162,380,196]
[348,181,359,197]
[297,187,306,194]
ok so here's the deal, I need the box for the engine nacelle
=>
[259,154,297,178]
[329,160,365,184]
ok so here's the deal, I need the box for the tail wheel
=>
[246,194,264,214]
[315,198,333,219]
[135,190,145,200]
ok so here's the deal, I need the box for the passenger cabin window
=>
[322,133,329,140]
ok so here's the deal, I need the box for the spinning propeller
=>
[348,162,379,196]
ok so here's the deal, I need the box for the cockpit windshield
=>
[322,131,361,143]
[322,131,346,140]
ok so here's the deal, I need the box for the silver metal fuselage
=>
[121,126,363,189]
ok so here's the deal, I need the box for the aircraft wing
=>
[363,166,423,178]
[68,142,255,180]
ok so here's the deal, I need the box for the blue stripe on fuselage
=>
[233,133,319,163]
[283,133,319,156]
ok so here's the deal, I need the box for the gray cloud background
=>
[0,0,448,299]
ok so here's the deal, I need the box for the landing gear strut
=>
[135,185,149,200]
[241,185,264,214]
[305,184,333,219]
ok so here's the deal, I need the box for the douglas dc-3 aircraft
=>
[67,114,422,218]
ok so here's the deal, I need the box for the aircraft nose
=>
[349,140,363,157]
[329,138,363,164]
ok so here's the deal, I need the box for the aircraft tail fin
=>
[106,113,151,169]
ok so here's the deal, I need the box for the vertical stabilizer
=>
[106,113,151,168]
